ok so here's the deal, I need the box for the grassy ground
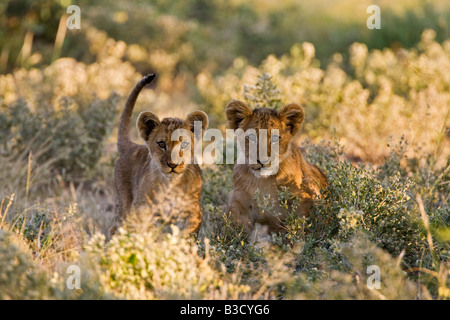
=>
[0,0,449,299]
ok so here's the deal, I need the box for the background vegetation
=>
[0,0,448,299]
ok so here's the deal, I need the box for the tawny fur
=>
[226,100,327,238]
[110,74,208,237]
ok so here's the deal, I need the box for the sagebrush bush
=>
[286,232,422,300]
[0,229,52,299]
[0,96,118,179]
[318,160,426,265]
[0,228,111,300]
[84,226,251,299]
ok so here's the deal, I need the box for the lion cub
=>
[109,74,208,237]
[226,100,327,241]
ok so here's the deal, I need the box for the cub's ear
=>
[225,100,252,129]
[186,110,209,138]
[137,111,160,141]
[280,103,305,135]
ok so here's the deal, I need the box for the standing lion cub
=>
[109,74,208,237]
[226,100,327,241]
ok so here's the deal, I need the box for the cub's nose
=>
[167,161,178,169]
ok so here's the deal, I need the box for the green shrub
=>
[0,94,117,179]
[286,232,421,300]
[85,227,250,299]
[318,160,426,265]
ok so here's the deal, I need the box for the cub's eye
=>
[247,134,257,142]
[157,141,166,149]
[271,135,280,143]
[181,141,190,150]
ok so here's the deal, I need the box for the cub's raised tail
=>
[117,73,156,154]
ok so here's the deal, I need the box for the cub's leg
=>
[228,190,254,234]
[108,197,122,238]
[109,164,133,238]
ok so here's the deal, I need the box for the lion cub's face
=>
[137,110,208,176]
[226,100,304,177]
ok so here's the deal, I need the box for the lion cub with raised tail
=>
[109,74,208,237]
[226,100,327,241]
